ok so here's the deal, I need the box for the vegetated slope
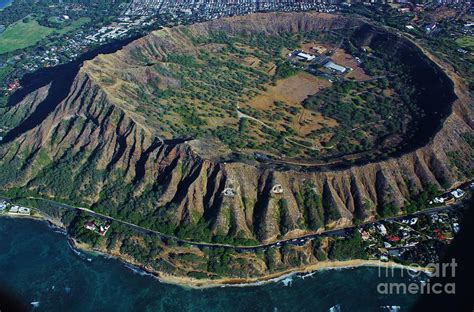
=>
[0,12,472,244]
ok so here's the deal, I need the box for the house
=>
[434,229,444,241]
[386,235,401,242]
[450,189,464,199]
[398,7,411,13]
[324,61,347,74]
[452,223,460,234]
[376,224,387,235]
[84,221,96,231]
[425,23,437,34]
[400,231,410,238]
[99,223,111,236]
[310,46,327,54]
[361,231,370,241]
[7,81,19,91]
[18,207,30,215]
[8,205,19,214]
[388,249,402,257]
[432,196,445,204]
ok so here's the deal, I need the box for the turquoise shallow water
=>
[0,218,425,311]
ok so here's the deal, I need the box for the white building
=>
[376,224,387,235]
[324,61,347,74]
[297,52,315,62]
[18,207,31,215]
[450,189,464,199]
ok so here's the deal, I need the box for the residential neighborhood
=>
[360,208,462,265]
[0,0,339,96]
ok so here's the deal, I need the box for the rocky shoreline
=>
[69,234,434,289]
[3,211,431,289]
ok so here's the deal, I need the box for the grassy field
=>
[455,36,474,52]
[0,18,54,54]
[51,17,91,35]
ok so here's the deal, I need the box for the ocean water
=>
[0,218,425,312]
[0,0,12,10]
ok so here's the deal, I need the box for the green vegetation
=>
[455,36,474,52]
[405,183,440,214]
[273,62,298,81]
[295,182,324,231]
[303,38,419,157]
[51,17,91,35]
[328,231,368,261]
[0,17,54,54]
[207,247,235,276]
[277,198,292,234]
[379,202,401,218]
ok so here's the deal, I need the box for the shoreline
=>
[1,211,433,289]
[151,260,433,289]
[69,234,433,290]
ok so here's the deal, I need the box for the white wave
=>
[380,305,401,312]
[67,241,82,256]
[281,277,293,287]
[300,271,317,279]
[30,301,40,308]
[124,264,153,277]
[328,304,341,312]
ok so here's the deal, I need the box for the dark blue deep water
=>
[0,218,425,311]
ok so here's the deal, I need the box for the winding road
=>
[3,184,469,252]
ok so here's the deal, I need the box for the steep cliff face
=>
[0,12,472,244]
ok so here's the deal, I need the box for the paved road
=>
[7,191,467,251]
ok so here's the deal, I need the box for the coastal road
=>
[7,190,468,252]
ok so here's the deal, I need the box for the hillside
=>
[0,12,472,247]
